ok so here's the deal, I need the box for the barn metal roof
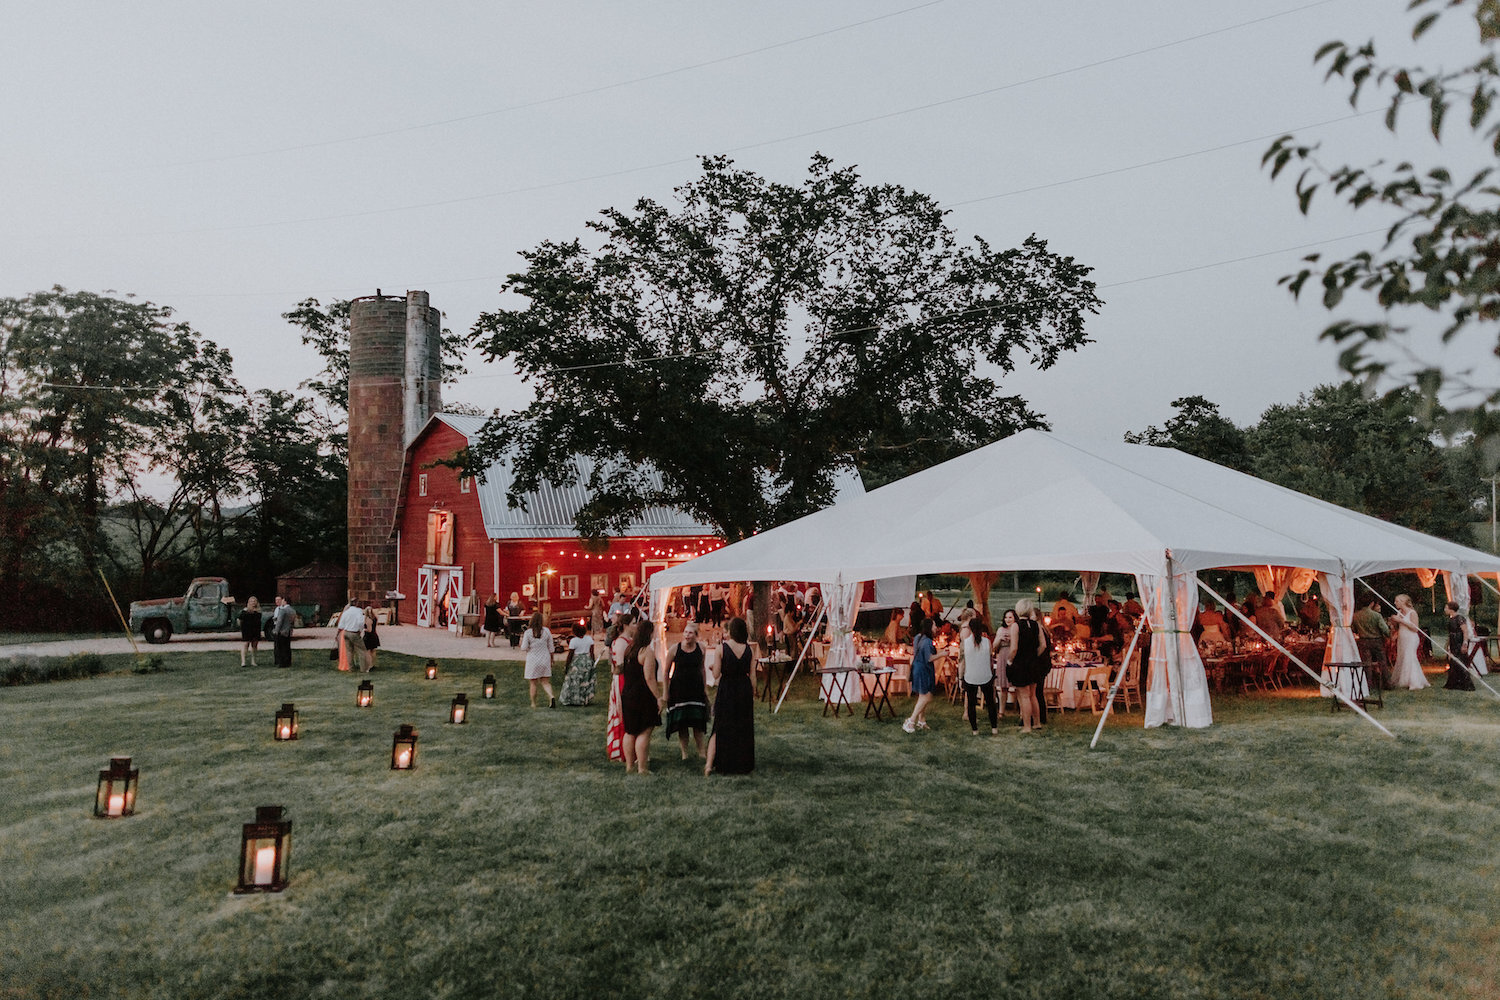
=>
[429,413,718,540]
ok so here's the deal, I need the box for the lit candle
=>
[453,706,464,724]
[107,793,125,817]
[279,725,291,740]
[253,845,276,885]
[396,749,411,768]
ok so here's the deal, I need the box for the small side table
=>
[863,667,895,720]
[817,666,856,717]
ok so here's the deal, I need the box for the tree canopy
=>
[1264,0,1500,445]
[467,154,1101,541]
[1126,383,1484,544]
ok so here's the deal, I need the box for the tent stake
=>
[1089,613,1148,750]
[1356,579,1500,701]
[1198,580,1395,739]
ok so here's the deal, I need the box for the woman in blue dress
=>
[902,617,937,733]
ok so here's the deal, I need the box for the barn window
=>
[419,473,428,497]
[561,575,579,600]
[590,574,609,596]
[460,475,471,494]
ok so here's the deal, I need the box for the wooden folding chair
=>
[1111,649,1142,712]
[1042,670,1065,712]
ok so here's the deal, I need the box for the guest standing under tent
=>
[620,621,663,775]
[663,622,710,760]
[560,621,599,705]
[520,611,556,708]
[993,608,1019,721]
[1389,594,1429,690]
[705,617,755,776]
[961,615,999,736]
[1443,601,1477,691]
[1007,598,1049,733]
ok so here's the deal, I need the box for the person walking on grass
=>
[238,597,263,667]
[663,621,710,760]
[620,620,663,775]
[1444,601,1477,691]
[520,610,556,708]
[336,598,366,672]
[961,615,999,736]
[903,617,938,733]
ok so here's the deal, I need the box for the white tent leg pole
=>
[773,602,827,715]
[1198,581,1396,739]
[1089,614,1148,750]
[1356,579,1500,701]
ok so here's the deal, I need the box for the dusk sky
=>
[4,0,1486,441]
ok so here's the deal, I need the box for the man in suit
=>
[272,595,295,668]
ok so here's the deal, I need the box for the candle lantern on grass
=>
[391,724,418,770]
[482,674,496,699]
[356,679,373,708]
[424,659,438,681]
[93,757,138,818]
[448,693,469,724]
[234,805,291,893]
[273,703,299,741]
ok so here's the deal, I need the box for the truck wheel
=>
[143,619,173,644]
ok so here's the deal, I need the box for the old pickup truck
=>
[129,577,254,644]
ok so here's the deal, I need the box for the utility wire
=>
[150,1,949,168]
[124,0,1338,238]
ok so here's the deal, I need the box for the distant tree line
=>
[1124,385,1489,545]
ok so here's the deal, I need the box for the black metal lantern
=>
[93,756,138,818]
[482,674,496,699]
[234,805,291,894]
[391,724,418,770]
[424,659,438,680]
[448,693,469,724]
[273,703,299,741]
[356,679,373,708]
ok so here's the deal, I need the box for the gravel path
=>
[0,625,531,663]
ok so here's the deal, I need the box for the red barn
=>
[392,413,720,627]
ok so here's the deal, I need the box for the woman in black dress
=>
[1005,598,1049,733]
[619,620,663,775]
[664,622,710,760]
[483,594,502,648]
[238,597,262,667]
[706,617,755,776]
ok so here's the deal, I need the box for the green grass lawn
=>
[3,650,1499,999]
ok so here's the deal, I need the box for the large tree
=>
[0,287,241,623]
[1264,0,1500,443]
[467,154,1101,541]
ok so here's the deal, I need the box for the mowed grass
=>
[2,650,1499,1000]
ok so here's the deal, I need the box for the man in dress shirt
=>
[271,595,295,669]
[1351,597,1392,687]
[1253,591,1287,639]
[336,598,367,672]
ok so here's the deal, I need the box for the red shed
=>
[391,413,720,627]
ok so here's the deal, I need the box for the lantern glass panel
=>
[449,694,468,724]
[234,806,291,893]
[273,704,298,741]
[356,680,373,707]
[391,725,418,769]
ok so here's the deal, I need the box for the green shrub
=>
[1,651,113,686]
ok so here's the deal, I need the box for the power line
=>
[147,1,949,168]
[26,224,1392,394]
[122,0,1338,238]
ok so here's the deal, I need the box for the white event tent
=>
[649,431,1500,729]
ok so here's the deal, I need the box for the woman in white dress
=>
[1389,594,1429,690]
[520,611,556,707]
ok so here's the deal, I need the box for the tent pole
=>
[1089,613,1148,750]
[1164,554,1187,726]
[773,601,827,714]
[1356,579,1500,701]
[1198,580,1395,738]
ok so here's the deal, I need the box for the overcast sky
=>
[3,0,1487,441]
